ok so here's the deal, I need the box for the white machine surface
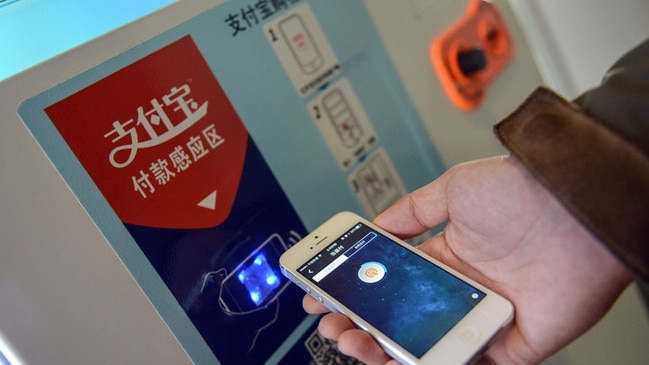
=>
[1,1,646,364]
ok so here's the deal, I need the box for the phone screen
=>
[298,222,485,358]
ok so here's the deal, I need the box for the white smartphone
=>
[280,211,514,365]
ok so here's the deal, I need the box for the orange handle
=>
[431,0,514,111]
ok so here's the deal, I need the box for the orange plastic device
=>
[431,0,514,111]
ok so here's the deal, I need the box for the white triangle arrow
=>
[198,191,217,210]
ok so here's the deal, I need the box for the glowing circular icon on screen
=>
[358,262,387,283]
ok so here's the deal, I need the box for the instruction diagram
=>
[349,149,407,218]
[264,4,340,97]
[308,78,378,170]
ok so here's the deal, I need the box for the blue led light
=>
[236,253,282,307]
[250,291,261,304]
[266,274,278,286]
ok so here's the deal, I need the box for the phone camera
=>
[314,235,319,239]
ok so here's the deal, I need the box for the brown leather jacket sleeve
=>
[494,39,649,281]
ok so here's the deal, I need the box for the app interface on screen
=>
[299,223,485,358]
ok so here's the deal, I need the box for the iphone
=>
[280,211,513,365]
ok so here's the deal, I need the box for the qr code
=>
[305,329,364,365]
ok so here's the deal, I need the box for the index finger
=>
[302,294,331,314]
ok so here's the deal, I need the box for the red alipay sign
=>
[45,36,248,229]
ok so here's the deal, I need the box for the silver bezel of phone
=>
[280,211,513,365]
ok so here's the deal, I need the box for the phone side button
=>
[317,295,324,303]
[456,326,481,344]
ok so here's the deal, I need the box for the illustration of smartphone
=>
[279,14,323,75]
[279,211,513,365]
[322,87,363,148]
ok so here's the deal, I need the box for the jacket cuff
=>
[494,87,649,280]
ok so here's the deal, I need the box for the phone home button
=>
[457,326,481,344]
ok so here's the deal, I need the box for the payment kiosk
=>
[0,1,543,363]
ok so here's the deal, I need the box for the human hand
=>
[304,155,632,364]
